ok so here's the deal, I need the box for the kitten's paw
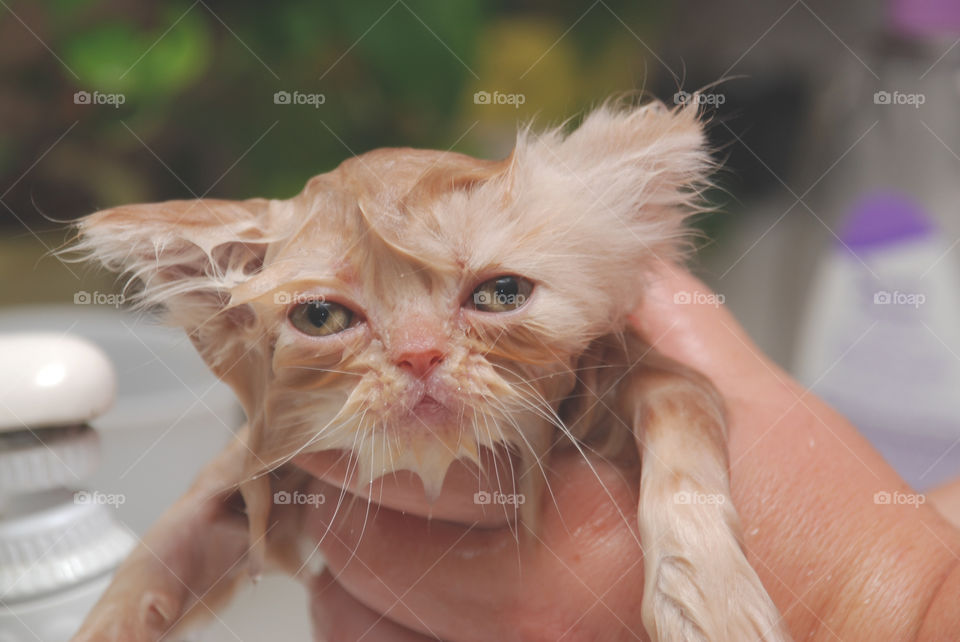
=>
[640,509,790,642]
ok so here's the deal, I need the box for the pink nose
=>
[396,349,445,378]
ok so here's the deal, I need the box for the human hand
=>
[296,264,960,641]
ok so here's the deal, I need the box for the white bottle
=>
[0,335,136,641]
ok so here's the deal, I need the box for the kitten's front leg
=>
[627,357,790,642]
[71,428,306,642]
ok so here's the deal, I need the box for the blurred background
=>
[2,0,960,639]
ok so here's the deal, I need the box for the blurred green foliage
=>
[64,11,210,97]
[0,0,673,229]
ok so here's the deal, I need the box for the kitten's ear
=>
[75,198,277,326]
[517,101,712,260]
[73,198,285,401]
[555,101,711,205]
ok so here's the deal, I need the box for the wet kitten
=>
[75,100,789,641]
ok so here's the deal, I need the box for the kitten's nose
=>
[395,349,445,379]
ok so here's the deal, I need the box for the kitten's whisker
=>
[475,411,520,543]
[491,387,561,429]
[375,421,393,515]
[323,423,373,573]
[259,412,356,472]
[348,428,377,565]
[485,406,527,568]
[267,397,367,469]
[483,397,565,535]
[289,443,355,579]
[279,364,363,377]
[509,377,644,549]
[378,430,400,512]
[289,440,363,580]
[315,409,369,554]
[489,361,620,385]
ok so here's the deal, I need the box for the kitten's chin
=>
[287,396,515,500]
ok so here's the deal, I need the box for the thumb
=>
[629,263,798,402]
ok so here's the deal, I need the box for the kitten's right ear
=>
[74,198,282,329]
[72,197,293,410]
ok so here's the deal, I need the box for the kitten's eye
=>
[289,300,354,336]
[470,275,533,313]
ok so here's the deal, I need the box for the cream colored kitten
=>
[74,100,789,641]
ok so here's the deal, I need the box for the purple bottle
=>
[795,0,960,490]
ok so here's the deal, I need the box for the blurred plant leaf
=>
[47,0,99,19]
[138,7,209,97]
[335,0,483,118]
[63,22,142,91]
[63,6,209,98]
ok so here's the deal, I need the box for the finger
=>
[629,264,873,466]
[310,571,439,641]
[302,451,648,641]
[630,263,794,397]
[929,476,960,529]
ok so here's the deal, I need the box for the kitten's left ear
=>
[554,101,711,205]
[516,101,712,260]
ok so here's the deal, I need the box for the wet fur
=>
[74,99,789,641]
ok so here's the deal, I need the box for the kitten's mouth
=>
[410,393,451,422]
[417,395,442,409]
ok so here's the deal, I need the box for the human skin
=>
[73,264,960,641]
[929,479,960,531]
[296,264,960,641]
